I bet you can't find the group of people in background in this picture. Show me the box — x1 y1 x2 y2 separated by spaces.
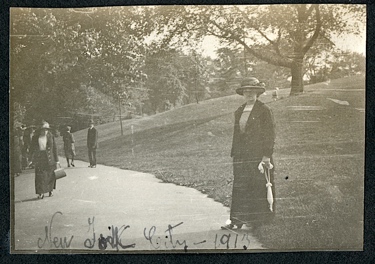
12 119 99 199
12 124 36 176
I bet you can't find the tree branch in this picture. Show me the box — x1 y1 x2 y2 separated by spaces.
233 35 292 68
305 4 315 18
233 6 283 58
209 19 234 39
275 29 282 56
208 17 292 68
302 5 322 54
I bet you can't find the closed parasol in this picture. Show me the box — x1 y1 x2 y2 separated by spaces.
258 161 274 212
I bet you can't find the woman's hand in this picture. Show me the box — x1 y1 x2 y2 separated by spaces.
262 156 273 169
258 156 273 173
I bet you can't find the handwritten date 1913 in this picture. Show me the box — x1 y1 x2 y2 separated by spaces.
143 222 251 251
214 233 251 250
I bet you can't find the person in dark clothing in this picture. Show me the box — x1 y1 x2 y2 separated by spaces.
23 125 36 169
19 125 28 170
222 77 276 230
63 126 76 167
87 120 98 168
12 127 23 176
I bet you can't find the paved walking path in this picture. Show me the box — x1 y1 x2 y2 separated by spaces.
13 158 263 253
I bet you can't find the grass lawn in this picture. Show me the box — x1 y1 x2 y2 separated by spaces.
59 75 365 250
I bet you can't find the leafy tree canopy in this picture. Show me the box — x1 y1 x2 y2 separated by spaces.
150 4 365 94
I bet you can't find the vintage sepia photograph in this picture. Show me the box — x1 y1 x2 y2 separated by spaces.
9 4 366 253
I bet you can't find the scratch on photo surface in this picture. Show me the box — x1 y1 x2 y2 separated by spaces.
75 199 96 203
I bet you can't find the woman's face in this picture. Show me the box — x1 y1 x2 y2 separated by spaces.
40 128 48 135
243 89 257 102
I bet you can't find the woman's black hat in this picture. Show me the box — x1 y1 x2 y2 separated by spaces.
236 77 266 96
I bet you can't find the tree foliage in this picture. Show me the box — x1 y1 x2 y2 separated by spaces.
10 7 149 127
143 48 210 113
150 4 365 95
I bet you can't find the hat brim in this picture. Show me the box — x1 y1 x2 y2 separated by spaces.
236 86 266 96
40 124 51 129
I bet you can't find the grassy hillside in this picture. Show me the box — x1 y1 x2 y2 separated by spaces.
58 75 365 250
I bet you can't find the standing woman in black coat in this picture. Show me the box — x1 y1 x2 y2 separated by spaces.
29 121 59 199
222 77 276 230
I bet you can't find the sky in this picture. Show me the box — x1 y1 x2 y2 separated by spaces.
200 30 366 59
332 32 366 55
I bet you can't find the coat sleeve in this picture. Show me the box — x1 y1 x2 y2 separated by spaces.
87 130 90 147
230 120 237 157
261 106 276 158
52 135 58 162
95 129 98 148
231 110 240 158
29 135 37 163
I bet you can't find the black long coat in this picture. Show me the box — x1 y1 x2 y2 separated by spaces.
231 100 275 160
87 127 98 149
30 131 58 166
29 131 58 194
229 100 276 226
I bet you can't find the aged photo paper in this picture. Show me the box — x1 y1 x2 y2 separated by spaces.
10 4 366 253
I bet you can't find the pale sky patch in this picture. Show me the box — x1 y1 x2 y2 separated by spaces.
201 30 366 59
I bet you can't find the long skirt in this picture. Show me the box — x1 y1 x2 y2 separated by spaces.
230 156 275 226
64 144 76 159
34 151 56 195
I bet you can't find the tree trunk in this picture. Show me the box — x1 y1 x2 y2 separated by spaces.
290 58 304 95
